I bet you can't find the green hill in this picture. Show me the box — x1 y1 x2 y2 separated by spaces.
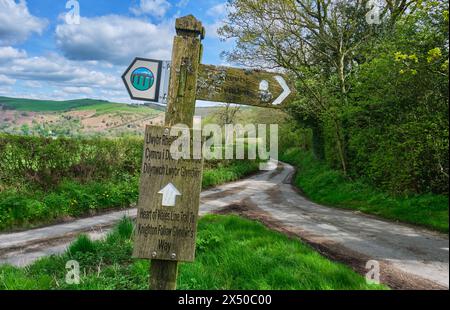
0 96 163 137
0 96 156 114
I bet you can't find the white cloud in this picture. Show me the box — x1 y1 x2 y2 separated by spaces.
0 0 48 45
130 0 171 17
205 20 224 39
0 74 15 85
55 15 173 65
0 46 27 63
24 80 42 88
0 5 178 103
204 3 230 39
0 42 142 102
207 3 227 17
0 47 142 102
176 0 189 8
62 86 93 95
0 53 122 90
0 85 12 95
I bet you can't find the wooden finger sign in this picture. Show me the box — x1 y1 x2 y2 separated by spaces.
133 125 203 262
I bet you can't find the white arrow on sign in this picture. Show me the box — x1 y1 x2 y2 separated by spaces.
158 183 181 207
272 75 292 105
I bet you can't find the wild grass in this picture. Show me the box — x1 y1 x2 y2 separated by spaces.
0 160 260 232
0 216 386 290
202 160 260 188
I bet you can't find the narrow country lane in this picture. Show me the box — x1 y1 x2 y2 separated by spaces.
0 162 448 289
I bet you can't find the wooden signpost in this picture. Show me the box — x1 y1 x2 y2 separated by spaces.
131 15 204 290
125 14 296 290
133 125 203 262
134 125 203 289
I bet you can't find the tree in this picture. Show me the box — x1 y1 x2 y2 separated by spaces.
220 0 448 194
214 103 241 126
220 0 419 173
344 0 449 193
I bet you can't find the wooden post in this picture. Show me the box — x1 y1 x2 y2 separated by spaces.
165 15 204 128
149 15 204 290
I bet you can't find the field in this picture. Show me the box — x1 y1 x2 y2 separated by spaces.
0 216 386 290
0 96 163 137
0 97 239 138
0 97 147 113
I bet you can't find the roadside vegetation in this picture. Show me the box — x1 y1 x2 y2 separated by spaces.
217 0 448 232
0 134 260 231
281 148 449 233
202 160 259 188
0 216 386 290
207 102 449 232
222 1 448 195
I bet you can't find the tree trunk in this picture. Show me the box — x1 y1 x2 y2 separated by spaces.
333 118 347 175
311 121 325 160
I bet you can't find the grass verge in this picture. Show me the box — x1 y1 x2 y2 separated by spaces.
0 160 260 232
280 148 449 233
0 215 386 290
202 160 260 188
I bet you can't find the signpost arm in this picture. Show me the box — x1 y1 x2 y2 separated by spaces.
149 15 204 291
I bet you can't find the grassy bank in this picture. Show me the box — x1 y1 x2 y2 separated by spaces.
202 160 260 188
0 160 260 232
0 215 386 290
280 148 449 233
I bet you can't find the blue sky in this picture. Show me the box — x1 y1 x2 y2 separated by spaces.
0 0 232 104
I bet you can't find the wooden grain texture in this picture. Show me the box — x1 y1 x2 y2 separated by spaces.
140 14 204 290
196 64 296 108
165 16 204 127
133 125 203 262
150 260 178 290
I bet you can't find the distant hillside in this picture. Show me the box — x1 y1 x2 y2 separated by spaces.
0 96 164 137
142 102 167 112
0 96 268 138
195 106 221 117
0 96 157 114
194 105 254 119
